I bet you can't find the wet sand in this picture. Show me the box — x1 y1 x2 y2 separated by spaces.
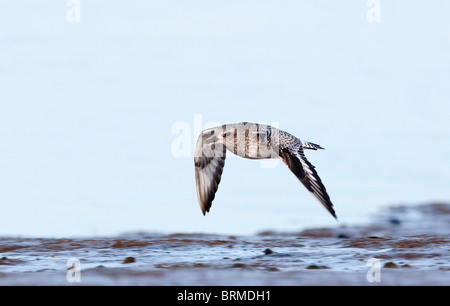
0 203 449 285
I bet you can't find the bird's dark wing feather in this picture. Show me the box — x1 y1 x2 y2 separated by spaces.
194 137 227 215
279 148 336 219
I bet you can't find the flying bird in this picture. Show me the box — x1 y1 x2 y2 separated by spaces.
194 122 336 219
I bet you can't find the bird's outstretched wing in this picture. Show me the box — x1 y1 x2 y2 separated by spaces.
279 148 336 219
194 134 227 215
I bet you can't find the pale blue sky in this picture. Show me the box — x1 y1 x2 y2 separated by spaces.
0 1 449 236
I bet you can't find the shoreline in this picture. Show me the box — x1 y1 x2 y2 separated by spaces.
0 203 449 286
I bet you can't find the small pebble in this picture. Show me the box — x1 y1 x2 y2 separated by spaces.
389 217 401 225
336 234 349 239
263 248 273 255
307 264 329 270
401 264 412 268
231 263 246 268
384 262 398 268
123 257 136 264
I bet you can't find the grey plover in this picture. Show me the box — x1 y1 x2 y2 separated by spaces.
194 122 336 219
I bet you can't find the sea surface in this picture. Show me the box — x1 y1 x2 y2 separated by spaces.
0 203 448 285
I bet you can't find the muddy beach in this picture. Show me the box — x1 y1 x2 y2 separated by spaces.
0 203 449 285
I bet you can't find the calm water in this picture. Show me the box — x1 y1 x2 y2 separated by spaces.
0 203 448 285
1 2 450 237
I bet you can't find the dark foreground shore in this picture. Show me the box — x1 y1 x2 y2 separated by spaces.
0 203 449 285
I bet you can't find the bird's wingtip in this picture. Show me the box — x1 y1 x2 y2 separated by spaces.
329 208 338 220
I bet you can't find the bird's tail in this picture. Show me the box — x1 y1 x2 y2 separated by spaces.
301 141 324 150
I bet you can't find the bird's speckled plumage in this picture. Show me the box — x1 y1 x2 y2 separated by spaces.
194 122 336 219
